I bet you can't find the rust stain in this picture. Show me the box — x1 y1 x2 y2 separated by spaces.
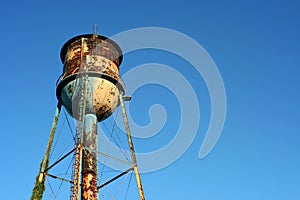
59 36 122 121
62 37 121 79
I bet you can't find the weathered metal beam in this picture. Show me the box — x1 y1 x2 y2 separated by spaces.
47 173 74 184
44 148 75 172
30 103 62 200
119 93 146 200
97 168 133 190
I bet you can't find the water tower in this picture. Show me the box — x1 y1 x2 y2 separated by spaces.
31 28 145 200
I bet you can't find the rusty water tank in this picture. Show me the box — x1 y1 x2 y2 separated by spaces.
56 34 124 122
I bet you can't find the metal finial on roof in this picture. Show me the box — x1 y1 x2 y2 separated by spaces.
93 24 98 36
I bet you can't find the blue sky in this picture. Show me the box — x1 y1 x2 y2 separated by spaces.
1 0 300 199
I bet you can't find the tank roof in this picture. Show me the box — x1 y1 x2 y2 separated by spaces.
60 34 123 64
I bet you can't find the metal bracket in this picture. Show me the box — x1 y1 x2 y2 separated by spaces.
123 96 132 101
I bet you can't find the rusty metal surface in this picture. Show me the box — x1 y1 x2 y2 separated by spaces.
62 37 121 79
70 143 83 200
81 114 98 200
82 174 98 200
60 34 123 64
59 77 120 122
57 35 123 122
82 114 98 171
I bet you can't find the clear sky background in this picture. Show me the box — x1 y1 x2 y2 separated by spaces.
1 0 300 199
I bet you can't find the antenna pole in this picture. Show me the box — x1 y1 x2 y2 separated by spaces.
119 93 145 200
93 24 98 37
